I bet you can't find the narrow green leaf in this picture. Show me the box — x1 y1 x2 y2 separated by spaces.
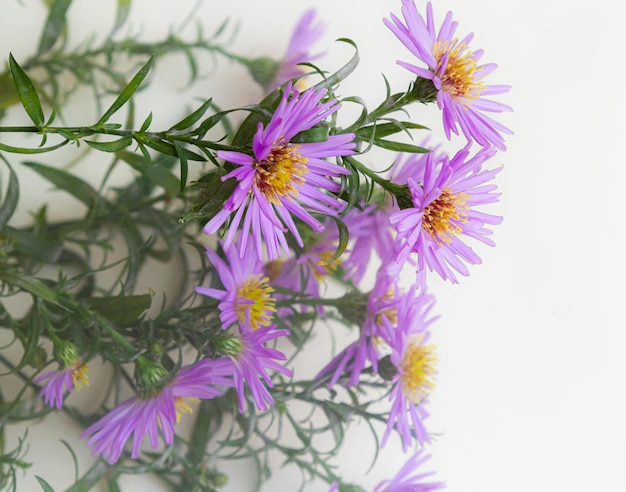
0 140 69 154
142 137 205 161
112 0 132 34
97 56 155 125
86 294 152 325
0 271 65 309
22 161 99 208
372 139 430 153
8 54 44 127
169 98 213 132
173 142 188 193
324 216 349 265
356 121 429 140
0 156 19 229
139 112 153 132
84 135 132 153
314 38 359 92
37 0 73 55
35 475 56 492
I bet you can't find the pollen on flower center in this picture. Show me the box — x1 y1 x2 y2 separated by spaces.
236 274 276 330
72 362 89 390
400 336 436 404
433 39 484 104
174 397 198 423
313 249 341 280
422 186 469 244
254 142 308 204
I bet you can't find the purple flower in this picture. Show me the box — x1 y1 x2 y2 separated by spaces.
35 360 89 410
389 144 502 290
196 241 276 331
204 82 355 261
380 287 438 450
271 9 327 91
81 358 233 464
385 0 512 150
329 449 444 491
317 265 403 388
374 450 445 491
228 325 292 413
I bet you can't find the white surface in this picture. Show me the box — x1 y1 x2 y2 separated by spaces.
1 0 624 491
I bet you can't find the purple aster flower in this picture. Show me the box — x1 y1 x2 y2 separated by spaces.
196 241 276 331
374 450 445 491
317 265 403 388
203 82 355 261
81 358 233 464
379 287 438 450
329 449 444 491
388 144 502 290
35 360 89 410
228 325 292 413
271 9 327 91
384 0 512 150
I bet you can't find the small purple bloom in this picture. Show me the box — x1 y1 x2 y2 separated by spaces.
196 241 276 331
271 9 327 90
329 449 444 491
204 82 355 261
229 325 292 413
389 144 502 290
385 0 512 149
81 358 233 464
374 450 445 491
380 287 438 451
35 361 88 410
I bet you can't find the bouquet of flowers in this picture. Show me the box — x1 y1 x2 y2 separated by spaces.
0 1 511 490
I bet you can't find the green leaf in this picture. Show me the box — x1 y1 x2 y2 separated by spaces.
97 55 155 125
0 72 20 110
139 112 153 132
371 139 430 153
37 0 73 55
0 156 19 229
324 216 349 265
173 141 188 193
22 161 99 208
0 270 65 309
0 140 69 155
143 165 180 197
8 54 44 127
35 475 56 492
86 294 152 325
84 135 133 153
112 0 132 34
314 38 359 92
356 121 429 141
169 98 213 132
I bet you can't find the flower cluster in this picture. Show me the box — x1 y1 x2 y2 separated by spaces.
0 0 510 489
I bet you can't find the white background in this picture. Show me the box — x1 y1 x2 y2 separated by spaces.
1 0 624 491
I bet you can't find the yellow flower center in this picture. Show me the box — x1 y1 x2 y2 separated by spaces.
422 187 469 245
174 397 198 423
71 362 89 390
235 274 276 330
433 39 484 105
254 142 308 204
400 336 437 404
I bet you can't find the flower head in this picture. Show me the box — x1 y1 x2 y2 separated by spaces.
204 82 355 261
271 9 327 91
385 0 512 149
379 287 438 450
34 359 89 410
196 242 276 331
374 449 445 491
389 144 502 290
227 325 292 413
81 358 232 464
